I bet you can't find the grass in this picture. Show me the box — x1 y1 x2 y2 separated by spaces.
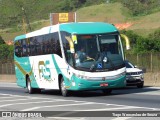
77 3 127 23
77 3 160 36
0 20 50 42
128 11 160 36
0 2 160 41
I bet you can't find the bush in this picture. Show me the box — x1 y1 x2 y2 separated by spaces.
121 28 160 53
0 44 13 62
121 0 160 16
0 36 5 44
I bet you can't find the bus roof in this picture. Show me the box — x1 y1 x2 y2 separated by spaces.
59 22 118 34
14 22 118 41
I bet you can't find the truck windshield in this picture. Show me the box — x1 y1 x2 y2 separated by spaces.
73 34 125 71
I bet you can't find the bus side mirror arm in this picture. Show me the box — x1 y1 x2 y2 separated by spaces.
120 34 130 50
65 36 75 53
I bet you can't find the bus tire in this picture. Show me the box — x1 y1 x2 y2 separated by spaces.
60 77 69 97
26 77 34 94
102 89 112 95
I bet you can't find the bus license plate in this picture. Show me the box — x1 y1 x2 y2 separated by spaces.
100 83 108 87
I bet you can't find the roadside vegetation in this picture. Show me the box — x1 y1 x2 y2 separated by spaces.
0 0 160 61
0 36 13 62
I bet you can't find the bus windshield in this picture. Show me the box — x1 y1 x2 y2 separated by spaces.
73 34 124 71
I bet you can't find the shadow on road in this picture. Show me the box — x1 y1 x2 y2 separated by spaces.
40 86 160 97
0 83 159 97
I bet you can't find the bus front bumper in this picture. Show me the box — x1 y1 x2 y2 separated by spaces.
66 75 126 91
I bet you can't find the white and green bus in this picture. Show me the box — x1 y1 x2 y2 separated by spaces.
14 22 126 96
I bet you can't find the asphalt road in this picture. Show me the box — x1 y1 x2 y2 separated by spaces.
0 82 160 120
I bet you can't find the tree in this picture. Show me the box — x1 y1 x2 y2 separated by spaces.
148 28 160 41
8 45 14 60
148 28 160 51
0 35 5 44
0 44 10 61
135 28 160 53
120 30 140 53
121 0 160 16
121 0 145 16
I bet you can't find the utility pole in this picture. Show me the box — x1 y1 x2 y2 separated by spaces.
21 6 32 32
14 0 32 32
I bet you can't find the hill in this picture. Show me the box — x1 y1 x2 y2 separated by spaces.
0 2 160 41
77 3 160 36
77 3 127 23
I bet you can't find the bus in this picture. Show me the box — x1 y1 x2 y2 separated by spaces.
14 22 126 96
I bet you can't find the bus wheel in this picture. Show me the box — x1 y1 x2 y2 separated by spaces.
60 77 69 97
102 89 112 95
26 77 34 94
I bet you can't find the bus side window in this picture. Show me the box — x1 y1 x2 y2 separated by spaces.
50 32 62 57
36 36 43 55
45 34 52 54
22 39 27 57
42 41 46 54
60 31 73 66
50 38 54 54
15 41 22 57
29 38 35 56
26 38 30 56
55 39 62 57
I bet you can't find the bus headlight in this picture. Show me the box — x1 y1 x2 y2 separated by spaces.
73 73 89 79
73 71 126 81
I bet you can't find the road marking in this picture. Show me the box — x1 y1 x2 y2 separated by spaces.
0 100 55 108
112 117 132 120
0 93 14 96
134 91 160 95
73 102 160 111
0 96 26 99
48 117 85 120
146 87 160 89
0 94 160 110
0 97 66 103
0 93 88 103
77 106 143 111
0 93 29 97
131 87 160 95
0 97 87 105
0 82 17 88
0 98 31 102
0 100 84 108
1 93 160 112
21 102 95 111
